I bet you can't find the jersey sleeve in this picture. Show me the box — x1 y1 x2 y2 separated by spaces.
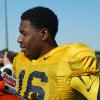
70 75 99 100
67 43 98 77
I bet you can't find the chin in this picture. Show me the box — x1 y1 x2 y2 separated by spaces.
24 52 32 60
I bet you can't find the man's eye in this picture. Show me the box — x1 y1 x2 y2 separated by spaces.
23 33 27 36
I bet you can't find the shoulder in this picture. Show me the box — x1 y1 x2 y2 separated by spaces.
13 52 27 63
13 52 27 70
13 52 31 66
52 42 96 62
15 52 25 59
61 42 96 57
13 52 31 74
65 42 94 52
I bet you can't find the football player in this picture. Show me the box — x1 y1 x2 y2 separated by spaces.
13 6 99 100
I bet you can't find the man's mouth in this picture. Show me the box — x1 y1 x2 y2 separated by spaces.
21 47 26 52
20 45 26 52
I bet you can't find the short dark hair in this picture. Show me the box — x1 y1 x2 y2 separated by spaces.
21 6 58 39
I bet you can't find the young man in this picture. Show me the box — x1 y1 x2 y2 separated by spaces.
13 6 99 100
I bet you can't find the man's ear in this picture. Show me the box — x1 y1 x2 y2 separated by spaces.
40 28 49 41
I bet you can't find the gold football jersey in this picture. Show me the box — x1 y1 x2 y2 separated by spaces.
13 43 99 100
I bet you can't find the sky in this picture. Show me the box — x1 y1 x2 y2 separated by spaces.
0 0 100 52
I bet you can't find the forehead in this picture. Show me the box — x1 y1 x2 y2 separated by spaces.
19 20 40 33
19 20 32 29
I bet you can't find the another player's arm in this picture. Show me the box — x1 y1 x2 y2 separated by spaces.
70 75 99 100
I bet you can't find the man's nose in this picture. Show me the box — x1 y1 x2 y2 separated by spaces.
17 35 23 43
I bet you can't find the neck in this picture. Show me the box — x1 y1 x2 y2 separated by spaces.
28 39 58 60
39 42 58 58
29 41 58 60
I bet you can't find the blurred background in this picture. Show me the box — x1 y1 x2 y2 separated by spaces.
0 0 100 52
0 0 100 72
